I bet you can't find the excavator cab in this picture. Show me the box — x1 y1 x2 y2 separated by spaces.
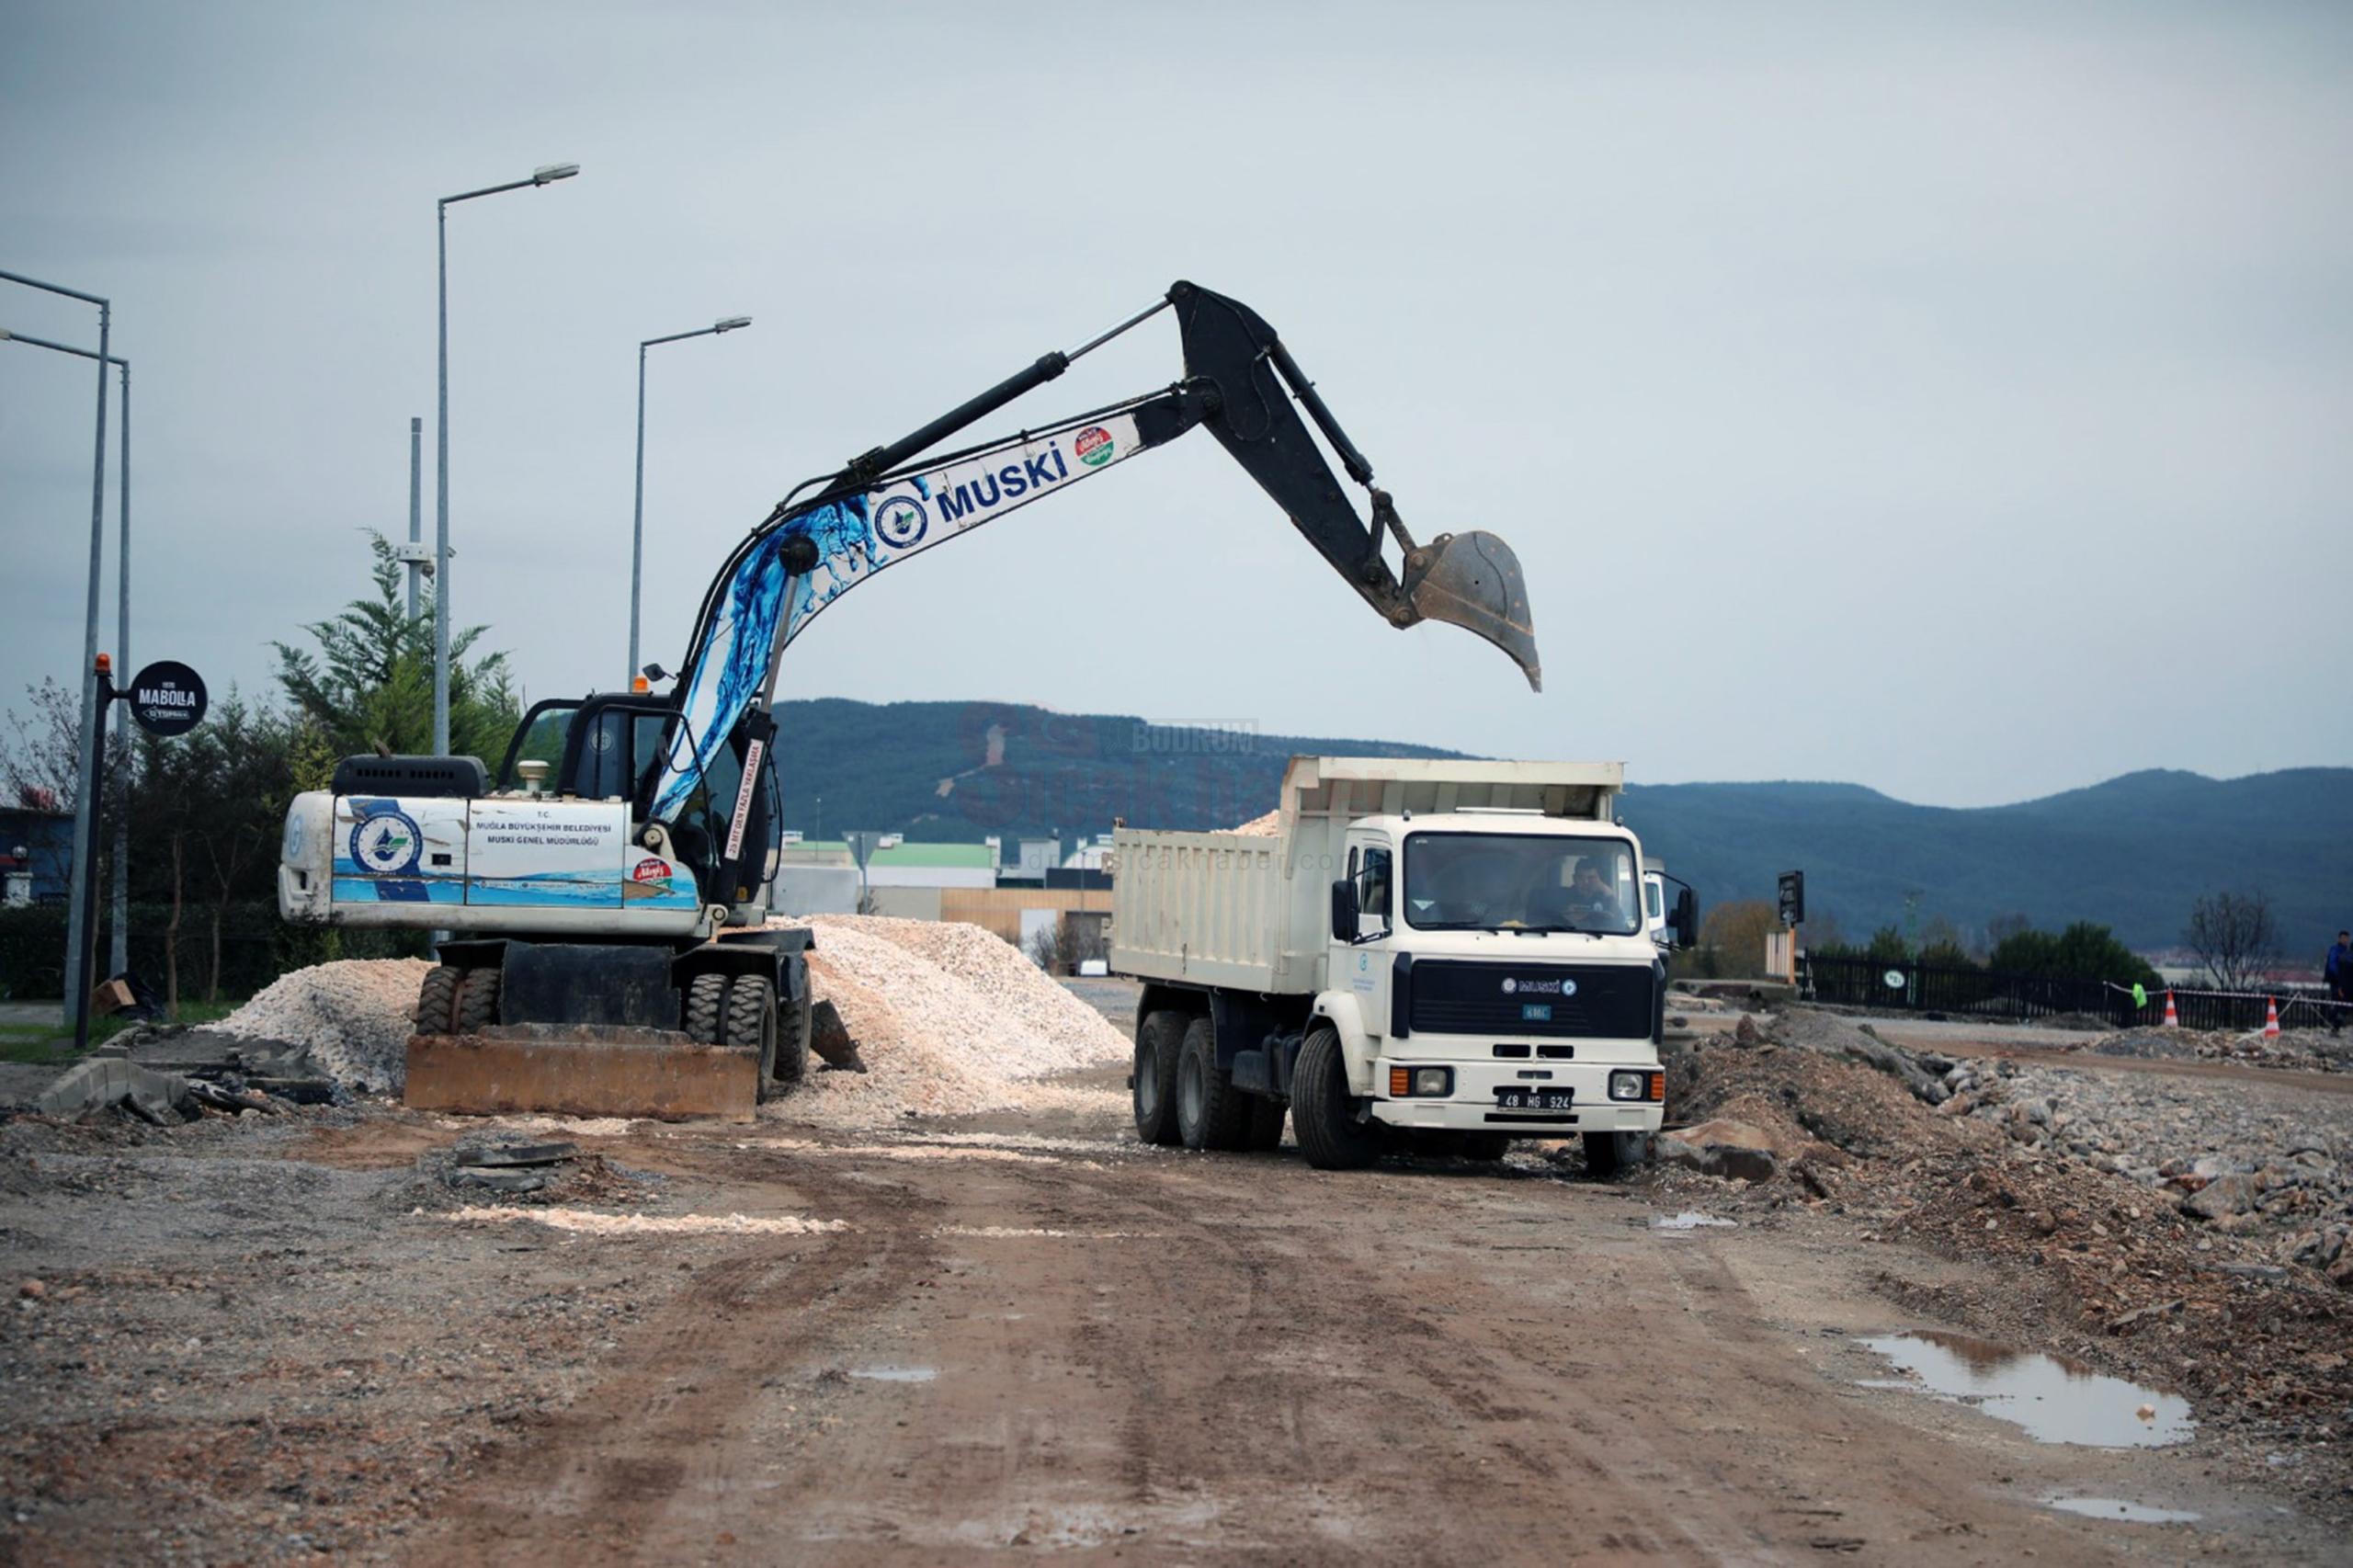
494 693 780 913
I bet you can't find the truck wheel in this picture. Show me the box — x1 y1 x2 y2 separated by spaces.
773 983 813 1084
1176 1017 1249 1152
1292 1027 1380 1171
1245 1097 1287 1152
726 975 780 1093
415 966 462 1035
684 973 728 1043
453 968 501 1033
1131 1009 1186 1146
1583 1130 1647 1179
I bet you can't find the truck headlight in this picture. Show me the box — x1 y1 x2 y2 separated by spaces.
1387 1066 1454 1097
1608 1071 1652 1101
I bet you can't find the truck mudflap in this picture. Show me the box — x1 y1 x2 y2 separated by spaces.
404 1024 758 1123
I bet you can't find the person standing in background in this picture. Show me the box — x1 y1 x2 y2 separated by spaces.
2327 930 2351 1034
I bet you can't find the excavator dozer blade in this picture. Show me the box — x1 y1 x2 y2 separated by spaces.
1402 530 1543 692
405 1025 759 1124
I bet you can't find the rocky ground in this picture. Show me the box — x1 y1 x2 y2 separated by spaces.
1637 1006 2353 1521
3 982 2350 1562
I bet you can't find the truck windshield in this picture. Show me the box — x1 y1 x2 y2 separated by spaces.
1403 833 1641 936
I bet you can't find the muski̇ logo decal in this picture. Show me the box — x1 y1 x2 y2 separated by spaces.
352 809 423 875
875 494 927 549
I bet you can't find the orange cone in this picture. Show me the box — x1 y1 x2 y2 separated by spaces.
2264 997 2280 1039
2162 990 2178 1028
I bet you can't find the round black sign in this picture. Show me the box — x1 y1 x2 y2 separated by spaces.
127 660 208 738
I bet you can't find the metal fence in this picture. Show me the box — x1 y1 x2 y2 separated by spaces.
1800 954 2349 1031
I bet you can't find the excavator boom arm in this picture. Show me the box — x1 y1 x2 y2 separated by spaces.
652 282 1540 823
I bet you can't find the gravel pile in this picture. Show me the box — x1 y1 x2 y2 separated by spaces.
1231 809 1281 836
214 958 431 1094
783 915 1129 1129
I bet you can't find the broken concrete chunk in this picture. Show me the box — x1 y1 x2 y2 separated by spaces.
2178 1173 2260 1221
34 1058 190 1121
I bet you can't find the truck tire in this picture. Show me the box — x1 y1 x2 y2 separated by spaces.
1245 1097 1287 1152
1583 1130 1647 1179
726 974 780 1093
773 983 813 1085
684 972 728 1044
415 966 462 1035
1176 1016 1249 1152
1131 1009 1186 1146
453 968 501 1033
1292 1027 1380 1171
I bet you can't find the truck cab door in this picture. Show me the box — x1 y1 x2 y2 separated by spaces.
1331 834 1397 1042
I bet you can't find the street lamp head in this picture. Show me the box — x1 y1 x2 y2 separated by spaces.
714 316 753 333
531 163 581 185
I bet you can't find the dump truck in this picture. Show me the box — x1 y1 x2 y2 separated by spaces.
278 282 1543 1122
1111 757 1696 1171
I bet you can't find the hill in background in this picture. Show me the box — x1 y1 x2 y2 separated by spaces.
774 699 2349 953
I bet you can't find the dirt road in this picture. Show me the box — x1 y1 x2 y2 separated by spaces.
6 1062 2344 1562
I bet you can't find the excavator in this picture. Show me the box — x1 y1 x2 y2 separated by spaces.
277 280 1543 1121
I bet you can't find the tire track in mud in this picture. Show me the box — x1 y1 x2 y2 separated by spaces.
403 1144 944 1564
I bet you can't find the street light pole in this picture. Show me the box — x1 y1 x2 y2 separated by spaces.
406 415 423 620
433 162 578 756
631 315 752 682
0 269 110 1029
2 327 135 980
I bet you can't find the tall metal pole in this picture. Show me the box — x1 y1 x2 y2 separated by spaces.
407 416 423 620
108 360 130 978
629 316 752 683
630 343 647 682
431 163 579 753
68 301 108 1030
0 308 127 1010
433 199 451 755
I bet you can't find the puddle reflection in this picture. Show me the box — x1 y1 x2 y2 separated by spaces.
1859 1331 2192 1448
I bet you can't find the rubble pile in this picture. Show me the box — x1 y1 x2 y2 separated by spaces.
1231 809 1282 836
1641 1006 2353 1503
2079 1025 2349 1075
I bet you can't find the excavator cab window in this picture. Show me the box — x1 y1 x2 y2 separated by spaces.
497 697 676 803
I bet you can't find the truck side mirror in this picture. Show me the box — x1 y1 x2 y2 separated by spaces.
1671 888 1699 949
1330 879 1359 943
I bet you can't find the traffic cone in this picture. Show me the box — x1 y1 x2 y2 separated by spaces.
2162 990 2178 1028
2264 997 2280 1039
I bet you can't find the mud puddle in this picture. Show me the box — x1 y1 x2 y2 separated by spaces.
2040 1495 2201 1524
1859 1330 2193 1447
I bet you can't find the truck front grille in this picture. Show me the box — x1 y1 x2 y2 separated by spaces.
1406 960 1653 1040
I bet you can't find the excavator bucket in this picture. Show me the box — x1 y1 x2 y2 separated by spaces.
1401 530 1543 692
405 1026 760 1124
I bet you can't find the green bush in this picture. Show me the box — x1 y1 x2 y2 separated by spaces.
1987 921 2157 989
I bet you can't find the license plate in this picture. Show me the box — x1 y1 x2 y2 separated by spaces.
1495 1088 1574 1111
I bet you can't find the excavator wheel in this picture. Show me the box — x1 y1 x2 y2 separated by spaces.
773 983 813 1085
415 967 463 1035
725 975 780 1097
454 967 502 1033
683 973 729 1044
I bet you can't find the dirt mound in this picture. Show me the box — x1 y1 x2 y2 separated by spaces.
1231 809 1281 836
214 958 430 1093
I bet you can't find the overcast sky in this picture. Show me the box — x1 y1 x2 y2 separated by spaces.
3 1 2347 809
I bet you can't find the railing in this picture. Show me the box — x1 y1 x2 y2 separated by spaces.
1799 954 2349 1031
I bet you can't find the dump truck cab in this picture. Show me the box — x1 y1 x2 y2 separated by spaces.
1322 809 1669 1145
